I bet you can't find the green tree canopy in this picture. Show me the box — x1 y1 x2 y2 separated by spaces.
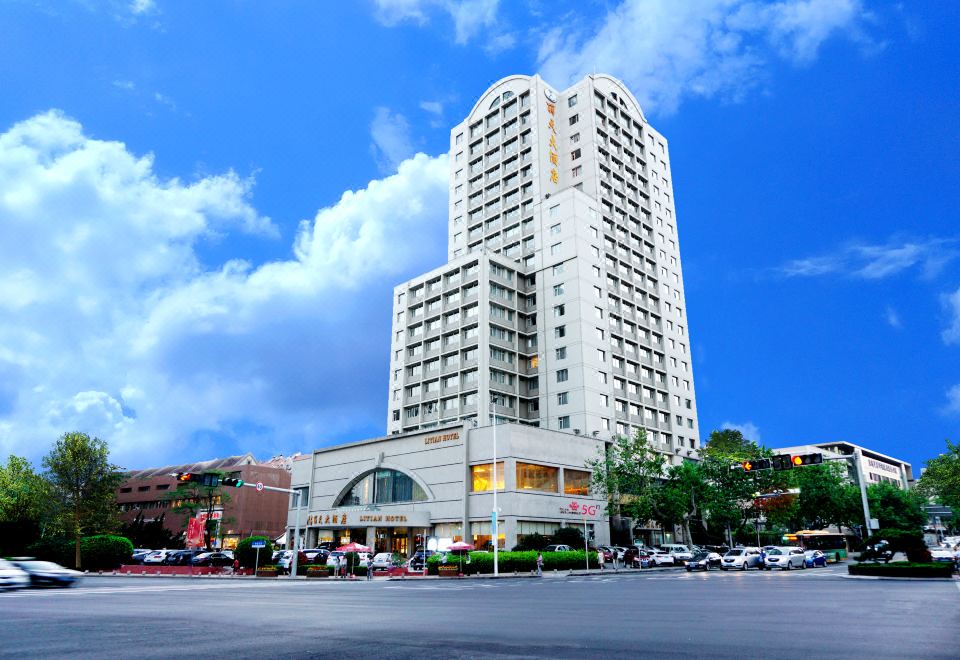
587 428 666 524
42 432 124 569
792 462 863 531
917 439 960 511
867 482 926 531
0 455 51 555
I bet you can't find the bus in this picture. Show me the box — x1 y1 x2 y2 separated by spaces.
782 530 851 560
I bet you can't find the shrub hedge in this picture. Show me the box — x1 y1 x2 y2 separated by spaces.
25 535 133 569
848 562 954 578
426 550 600 575
235 536 274 568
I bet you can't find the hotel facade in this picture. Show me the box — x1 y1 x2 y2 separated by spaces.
287 74 699 552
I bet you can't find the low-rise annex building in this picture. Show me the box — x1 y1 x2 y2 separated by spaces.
286 422 611 553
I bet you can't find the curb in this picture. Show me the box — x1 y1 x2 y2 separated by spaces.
840 574 958 582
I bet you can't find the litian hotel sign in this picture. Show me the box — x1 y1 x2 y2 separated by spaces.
424 431 459 446
306 510 431 528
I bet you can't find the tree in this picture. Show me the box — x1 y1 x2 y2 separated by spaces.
587 428 666 525
917 439 960 512
655 460 711 545
166 473 231 550
42 432 123 569
118 512 182 550
0 455 50 555
867 482 926 531
792 462 863 531
551 526 585 548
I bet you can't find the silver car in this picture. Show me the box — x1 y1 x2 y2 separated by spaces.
764 546 806 570
0 559 30 590
720 546 763 570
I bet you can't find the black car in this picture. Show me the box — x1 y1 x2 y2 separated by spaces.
11 560 82 587
685 551 721 571
164 550 204 566
408 550 436 571
191 552 233 567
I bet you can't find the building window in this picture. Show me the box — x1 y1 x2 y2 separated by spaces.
553 304 565 317
557 369 568 382
553 284 564 296
550 223 561 235
471 462 505 491
571 148 581 160
558 416 571 429
335 469 427 506
557 391 568 405
471 521 505 550
552 263 565 275
550 242 561 255
555 346 567 359
555 325 566 338
568 94 578 108
569 114 579 126
564 469 591 496
517 462 559 492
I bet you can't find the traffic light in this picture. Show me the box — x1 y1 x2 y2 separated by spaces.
221 477 245 487
200 473 221 488
176 472 201 483
734 458 771 472
772 455 793 471
791 453 823 467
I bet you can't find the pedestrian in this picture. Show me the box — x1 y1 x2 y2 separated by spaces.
598 548 605 571
366 555 373 581
536 552 543 577
232 558 239 575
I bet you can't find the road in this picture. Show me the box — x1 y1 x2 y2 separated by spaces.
1 565 957 658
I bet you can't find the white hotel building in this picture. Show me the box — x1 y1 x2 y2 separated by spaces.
287 75 699 552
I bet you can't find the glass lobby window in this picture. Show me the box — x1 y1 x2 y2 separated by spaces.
564 469 591 496
471 462 505 491
516 462 559 492
335 469 427 507
471 521 505 550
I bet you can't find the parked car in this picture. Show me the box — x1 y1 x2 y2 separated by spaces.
143 550 174 565
164 549 204 566
0 559 30 590
804 550 828 568
191 552 234 567
659 544 694 562
302 549 328 564
11 560 82 587
129 550 152 564
407 550 436 571
685 551 722 571
543 544 574 552
764 546 806 570
719 546 762 570
624 546 653 568
648 550 676 566
371 552 395 570
929 546 955 563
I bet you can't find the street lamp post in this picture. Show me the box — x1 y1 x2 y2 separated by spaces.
491 400 499 577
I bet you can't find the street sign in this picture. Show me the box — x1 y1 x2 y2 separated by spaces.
209 511 222 520
256 482 264 492
251 540 266 548
491 510 497 536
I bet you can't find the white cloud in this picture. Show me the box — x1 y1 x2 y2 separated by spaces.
0 110 449 468
721 421 761 443
537 0 873 115
942 287 960 345
370 107 415 173
943 385 960 416
419 100 444 116
373 0 500 44
884 305 901 329
781 237 958 280
130 0 155 15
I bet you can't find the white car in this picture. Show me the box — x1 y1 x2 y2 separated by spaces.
649 550 676 566
143 550 174 565
720 546 763 570
929 547 955 563
764 546 806 570
659 544 694 562
0 559 30 590
371 553 395 570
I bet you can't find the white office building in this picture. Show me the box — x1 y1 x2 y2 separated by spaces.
387 74 700 464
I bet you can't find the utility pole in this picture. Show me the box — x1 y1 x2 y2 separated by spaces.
490 399 499 577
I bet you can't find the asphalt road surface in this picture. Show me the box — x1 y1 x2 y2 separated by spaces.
2 565 957 659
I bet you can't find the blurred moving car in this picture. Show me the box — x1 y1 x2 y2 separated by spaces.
764 546 806 570
0 559 30 590
407 550 436 571
720 547 763 571
11 560 82 587
804 550 827 568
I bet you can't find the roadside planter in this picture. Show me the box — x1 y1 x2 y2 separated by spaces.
438 566 460 577
256 568 279 578
306 567 330 578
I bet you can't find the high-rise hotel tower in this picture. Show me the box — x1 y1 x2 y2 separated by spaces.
387 74 700 464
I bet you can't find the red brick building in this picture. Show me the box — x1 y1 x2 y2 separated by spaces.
117 454 292 549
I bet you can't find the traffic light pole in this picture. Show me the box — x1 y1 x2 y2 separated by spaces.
236 481 302 578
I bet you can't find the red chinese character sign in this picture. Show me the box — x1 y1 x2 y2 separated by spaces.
186 517 204 548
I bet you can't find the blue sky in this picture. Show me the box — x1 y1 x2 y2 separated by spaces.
0 0 957 472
